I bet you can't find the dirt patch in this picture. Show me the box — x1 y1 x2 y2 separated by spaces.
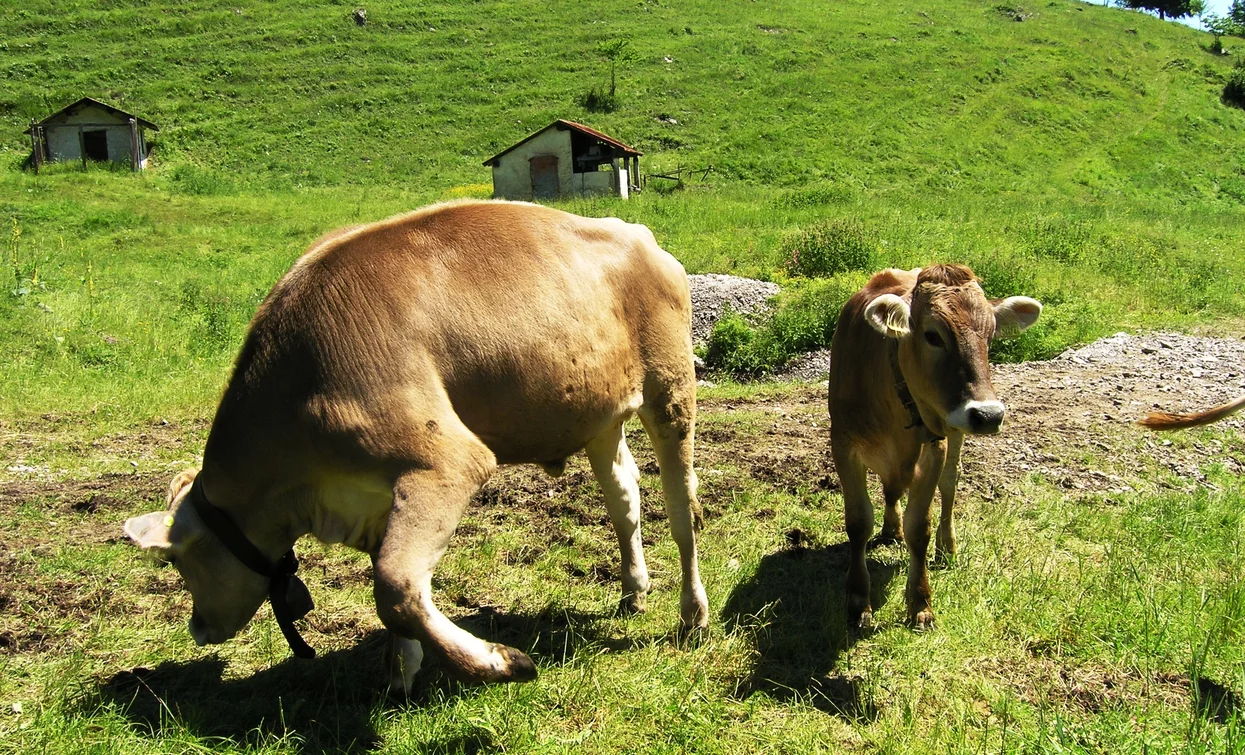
4 332 1245 665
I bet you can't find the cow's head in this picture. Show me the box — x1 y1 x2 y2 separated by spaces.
864 263 1041 436
123 470 270 646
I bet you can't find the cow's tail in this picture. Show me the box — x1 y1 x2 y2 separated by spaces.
1138 393 1245 431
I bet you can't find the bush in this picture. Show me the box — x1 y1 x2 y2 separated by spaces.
703 278 859 376
704 307 760 373
782 219 875 278
1224 59 1245 109
580 86 618 113
965 251 1038 299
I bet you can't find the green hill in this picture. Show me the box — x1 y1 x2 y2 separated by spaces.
4 0 1241 196
2 0 1244 417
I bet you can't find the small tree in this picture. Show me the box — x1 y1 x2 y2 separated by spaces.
596 39 636 99
1118 0 1205 21
1204 2 1245 54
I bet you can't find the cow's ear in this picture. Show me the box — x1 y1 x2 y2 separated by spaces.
992 296 1042 339
124 511 178 557
864 294 911 339
167 468 198 506
124 505 203 559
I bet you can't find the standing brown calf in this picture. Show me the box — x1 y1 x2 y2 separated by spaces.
828 264 1041 629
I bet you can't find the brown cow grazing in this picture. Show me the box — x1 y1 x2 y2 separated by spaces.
1139 395 1245 430
123 200 708 692
829 264 1041 629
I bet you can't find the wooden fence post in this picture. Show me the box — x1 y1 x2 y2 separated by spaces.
129 118 139 171
29 121 41 174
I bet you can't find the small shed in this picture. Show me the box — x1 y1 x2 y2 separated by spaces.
483 120 642 201
26 97 158 172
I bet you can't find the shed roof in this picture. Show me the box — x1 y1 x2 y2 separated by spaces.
483 119 641 166
30 97 159 131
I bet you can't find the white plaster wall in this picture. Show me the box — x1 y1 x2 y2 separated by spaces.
43 105 135 164
47 126 83 162
492 128 573 200
573 170 614 196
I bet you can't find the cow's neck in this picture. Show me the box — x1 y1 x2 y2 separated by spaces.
195 465 306 559
887 339 945 444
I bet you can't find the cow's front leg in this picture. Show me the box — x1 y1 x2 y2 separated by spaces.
904 440 946 630
586 421 651 614
934 432 964 565
373 452 538 687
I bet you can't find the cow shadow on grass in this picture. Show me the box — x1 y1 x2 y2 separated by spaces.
721 535 901 720
88 604 640 754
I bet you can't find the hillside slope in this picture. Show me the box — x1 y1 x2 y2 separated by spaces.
3 0 1241 201
2 0 1245 419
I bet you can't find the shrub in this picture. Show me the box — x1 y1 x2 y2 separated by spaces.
782 219 875 278
580 86 618 113
703 278 859 376
704 307 759 372
965 251 1038 299
1224 59 1245 109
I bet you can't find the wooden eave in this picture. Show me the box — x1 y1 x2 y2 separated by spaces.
483 119 641 166
28 97 159 132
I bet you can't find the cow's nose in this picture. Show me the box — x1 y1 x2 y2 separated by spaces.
967 402 1005 434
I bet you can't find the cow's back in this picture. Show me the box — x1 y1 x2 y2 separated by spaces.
207 200 692 472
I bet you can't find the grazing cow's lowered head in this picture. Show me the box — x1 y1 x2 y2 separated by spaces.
125 469 273 647
862 264 1042 438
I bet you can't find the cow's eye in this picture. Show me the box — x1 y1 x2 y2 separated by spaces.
924 330 945 349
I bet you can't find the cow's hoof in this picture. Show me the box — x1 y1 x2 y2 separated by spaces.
495 644 539 682
618 591 648 615
854 609 875 632
677 623 709 649
910 610 936 631
932 549 956 569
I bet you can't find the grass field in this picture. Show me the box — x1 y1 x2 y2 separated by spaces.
3 0 1245 752
4 385 1245 753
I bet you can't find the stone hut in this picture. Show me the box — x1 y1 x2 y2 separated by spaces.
27 97 158 171
483 120 641 201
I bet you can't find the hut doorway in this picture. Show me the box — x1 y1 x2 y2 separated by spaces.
83 130 109 161
530 155 559 199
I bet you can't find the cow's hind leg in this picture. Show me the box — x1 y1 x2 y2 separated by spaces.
870 481 907 548
638 394 708 633
834 440 874 629
586 420 651 614
372 424 537 687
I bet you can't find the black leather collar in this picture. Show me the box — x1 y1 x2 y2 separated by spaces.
888 339 945 444
189 481 316 659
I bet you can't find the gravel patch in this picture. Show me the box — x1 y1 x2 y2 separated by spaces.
688 274 779 346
